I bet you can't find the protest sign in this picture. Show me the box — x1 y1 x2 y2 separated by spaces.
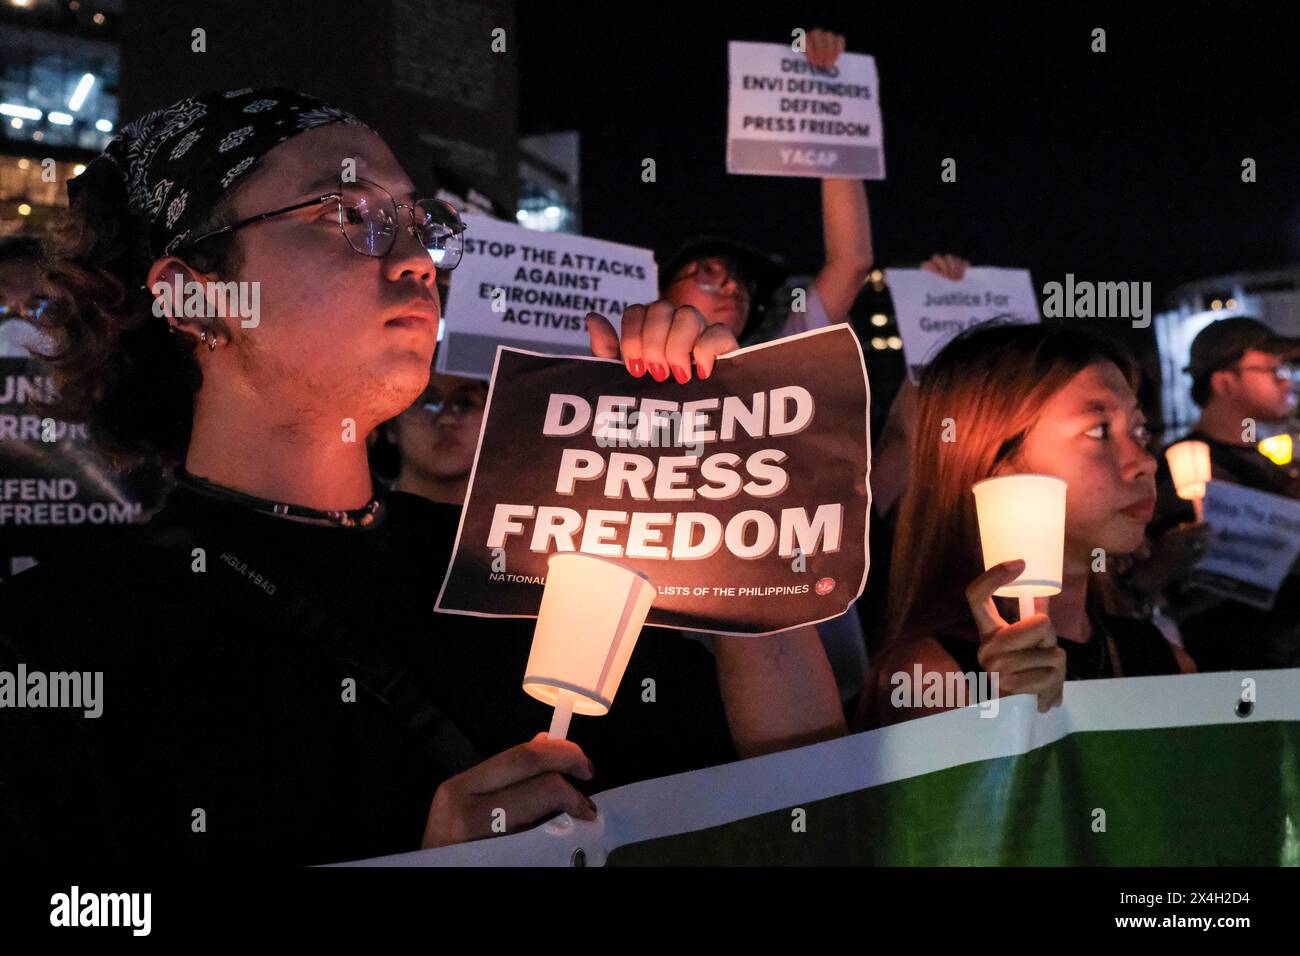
437 214 659 380
0 343 166 583
886 267 1040 380
435 325 871 635
1190 479 1300 610
726 40 885 179
341 668 1300 867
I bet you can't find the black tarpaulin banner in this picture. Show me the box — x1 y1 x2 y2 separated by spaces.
435 325 871 635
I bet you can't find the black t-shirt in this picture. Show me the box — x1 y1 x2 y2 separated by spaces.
0 483 736 865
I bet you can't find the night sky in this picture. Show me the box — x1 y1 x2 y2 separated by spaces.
518 1 1300 304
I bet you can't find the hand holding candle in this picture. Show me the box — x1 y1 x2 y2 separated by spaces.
523 553 657 741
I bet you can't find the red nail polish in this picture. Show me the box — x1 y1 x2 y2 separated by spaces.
698 364 711 381
648 363 667 382
628 357 645 377
671 364 689 384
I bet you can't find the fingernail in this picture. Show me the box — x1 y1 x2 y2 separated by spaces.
671 364 689 384
628 357 645 377
698 364 711 380
585 797 598 817
648 363 667 382
587 758 596 776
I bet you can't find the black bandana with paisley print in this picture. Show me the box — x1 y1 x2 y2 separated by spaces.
68 88 365 259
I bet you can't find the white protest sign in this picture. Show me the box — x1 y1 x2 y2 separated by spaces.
887 267 1040 379
1190 479 1300 610
726 41 884 179
438 214 658 380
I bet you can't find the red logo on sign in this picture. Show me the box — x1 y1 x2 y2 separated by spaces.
815 577 835 596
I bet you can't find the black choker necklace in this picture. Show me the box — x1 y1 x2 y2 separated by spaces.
174 467 383 528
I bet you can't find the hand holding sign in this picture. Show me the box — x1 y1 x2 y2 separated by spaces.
804 29 847 69
727 40 885 179
437 325 870 635
888 266 1039 380
586 301 740 382
920 253 971 282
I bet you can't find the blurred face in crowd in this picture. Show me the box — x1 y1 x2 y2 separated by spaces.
0 260 49 358
1212 348 1297 421
166 123 442 432
664 255 753 337
393 371 488 482
1005 361 1157 568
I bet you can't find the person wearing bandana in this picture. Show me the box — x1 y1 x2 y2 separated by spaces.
0 89 846 864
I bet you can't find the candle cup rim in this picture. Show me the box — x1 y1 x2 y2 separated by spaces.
545 550 656 588
991 581 1062 597
971 473 1068 493
522 677 611 715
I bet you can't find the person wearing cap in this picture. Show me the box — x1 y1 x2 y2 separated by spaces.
1170 317 1300 497
1149 316 1300 671
0 88 844 865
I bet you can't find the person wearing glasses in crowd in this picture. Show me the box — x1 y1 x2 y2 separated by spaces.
383 371 489 505
1149 317 1300 671
0 89 844 866
860 322 1194 729
0 236 49 358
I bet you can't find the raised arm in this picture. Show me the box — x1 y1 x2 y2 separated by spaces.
812 177 875 324
803 30 875 326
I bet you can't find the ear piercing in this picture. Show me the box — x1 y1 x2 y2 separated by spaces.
164 321 219 351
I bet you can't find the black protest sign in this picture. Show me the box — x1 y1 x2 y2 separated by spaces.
435 325 871 635
0 351 166 582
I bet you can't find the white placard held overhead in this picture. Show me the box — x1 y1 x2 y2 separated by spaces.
1191 480 1300 610
887 267 1040 379
726 41 885 179
437 214 659 380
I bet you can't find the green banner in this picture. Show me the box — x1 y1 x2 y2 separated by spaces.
609 722 1300 866
345 670 1300 867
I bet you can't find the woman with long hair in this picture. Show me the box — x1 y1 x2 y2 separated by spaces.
861 321 1195 729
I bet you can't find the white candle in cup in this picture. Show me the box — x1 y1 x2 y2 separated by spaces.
523 553 656 741
972 474 1067 621
1165 439 1212 521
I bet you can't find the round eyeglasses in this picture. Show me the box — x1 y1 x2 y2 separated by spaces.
180 178 467 269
